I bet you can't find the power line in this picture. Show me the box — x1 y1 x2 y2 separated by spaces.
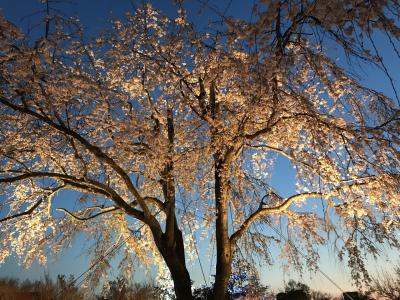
264 220 354 300
186 217 208 286
54 210 161 298
54 192 353 300
208 234 215 285
227 194 353 299
55 194 209 297
176 187 208 286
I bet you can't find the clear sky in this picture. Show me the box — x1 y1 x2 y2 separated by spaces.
0 0 399 296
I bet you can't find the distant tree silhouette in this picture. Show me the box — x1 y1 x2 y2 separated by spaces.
276 290 308 300
310 290 332 300
342 291 371 300
275 280 310 300
193 285 213 300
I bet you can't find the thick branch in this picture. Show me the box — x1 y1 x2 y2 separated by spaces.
163 107 177 245
230 192 325 243
0 171 145 222
0 198 43 223
244 116 285 140
143 196 165 210
56 206 118 221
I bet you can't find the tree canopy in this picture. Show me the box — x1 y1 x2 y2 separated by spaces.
0 1 400 299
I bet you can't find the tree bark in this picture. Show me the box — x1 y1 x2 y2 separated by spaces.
211 157 232 300
155 225 194 300
167 230 193 300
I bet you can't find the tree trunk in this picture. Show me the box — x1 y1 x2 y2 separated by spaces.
153 224 194 300
158 108 194 299
168 227 193 300
165 254 193 300
211 157 233 300
212 239 232 300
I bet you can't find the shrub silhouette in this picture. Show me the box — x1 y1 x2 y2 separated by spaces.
0 274 83 300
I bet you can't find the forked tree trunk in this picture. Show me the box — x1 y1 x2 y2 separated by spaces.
158 109 194 299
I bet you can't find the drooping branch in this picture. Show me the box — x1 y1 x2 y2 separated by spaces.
230 171 396 243
0 96 152 218
247 143 316 173
45 185 162 223
143 196 165 210
0 171 146 222
246 144 380 185
0 184 65 223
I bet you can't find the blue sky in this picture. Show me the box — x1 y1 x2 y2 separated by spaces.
1 0 399 296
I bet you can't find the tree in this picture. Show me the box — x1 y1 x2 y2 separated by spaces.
276 280 310 300
284 280 311 295
279 280 334 300
342 291 371 300
369 262 400 299
1 1 400 299
98 276 132 300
